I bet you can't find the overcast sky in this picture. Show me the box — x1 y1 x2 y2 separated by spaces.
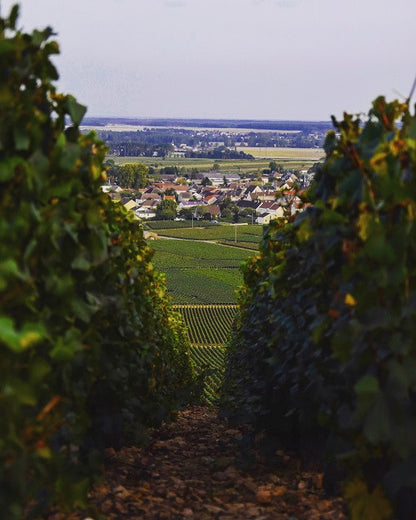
2 0 415 121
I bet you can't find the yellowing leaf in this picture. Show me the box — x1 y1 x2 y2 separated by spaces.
345 293 357 306
357 212 376 242
19 331 42 349
35 441 52 459
344 477 393 520
370 152 388 174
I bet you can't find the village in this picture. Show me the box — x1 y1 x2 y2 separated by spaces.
102 166 315 225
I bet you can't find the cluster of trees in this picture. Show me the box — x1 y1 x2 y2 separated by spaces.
156 198 178 220
0 8 197 517
107 141 174 158
94 121 331 155
221 97 416 519
105 160 149 189
186 146 254 160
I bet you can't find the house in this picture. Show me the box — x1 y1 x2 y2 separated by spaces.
256 212 279 225
123 200 140 212
178 200 206 210
204 195 218 205
256 201 281 215
244 184 263 201
204 173 241 186
255 201 284 223
202 204 221 220
135 207 156 220
143 231 159 240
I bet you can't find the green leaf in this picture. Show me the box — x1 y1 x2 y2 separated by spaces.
8 4 19 29
0 40 14 55
58 143 81 171
0 316 20 351
71 254 91 271
66 95 86 126
30 359 51 383
50 338 77 362
344 478 393 520
407 117 416 140
364 396 391 443
0 157 23 182
9 380 37 406
13 126 30 151
354 374 379 395
0 259 20 289
363 234 396 264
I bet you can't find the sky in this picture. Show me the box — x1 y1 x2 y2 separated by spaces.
1 0 415 121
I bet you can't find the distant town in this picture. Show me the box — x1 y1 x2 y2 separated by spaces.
86 117 330 226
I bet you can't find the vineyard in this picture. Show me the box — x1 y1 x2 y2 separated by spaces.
144 220 217 230
155 223 262 250
151 239 253 304
175 305 236 404
151 234 250 401
175 305 237 345
190 345 226 404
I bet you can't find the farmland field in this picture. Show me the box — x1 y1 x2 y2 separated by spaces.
155 223 262 250
236 146 324 160
110 155 261 171
109 155 321 173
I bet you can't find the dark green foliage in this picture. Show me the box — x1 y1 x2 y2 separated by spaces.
0 6 195 517
155 197 178 220
221 97 416 518
117 162 149 189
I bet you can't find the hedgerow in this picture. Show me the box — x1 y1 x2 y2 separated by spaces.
0 6 195 518
221 96 416 519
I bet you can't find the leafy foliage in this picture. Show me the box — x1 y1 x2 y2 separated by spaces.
117 162 149 189
155 197 178 220
221 96 416 518
0 6 195 517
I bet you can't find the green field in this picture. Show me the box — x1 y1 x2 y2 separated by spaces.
110 154 322 173
144 220 214 230
236 146 324 160
109 155 270 174
154 223 262 250
151 239 252 304
111 155 261 171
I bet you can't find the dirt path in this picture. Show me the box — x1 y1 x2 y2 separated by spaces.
52 406 347 519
